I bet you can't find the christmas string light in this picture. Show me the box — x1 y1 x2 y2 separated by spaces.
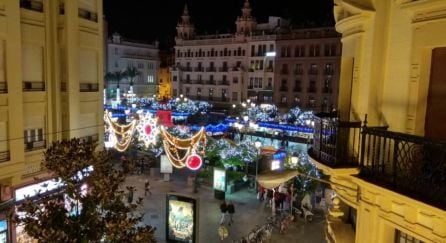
103 110 137 152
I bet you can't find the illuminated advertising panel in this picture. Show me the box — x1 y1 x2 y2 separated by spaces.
166 194 198 243
213 168 226 192
161 155 173 174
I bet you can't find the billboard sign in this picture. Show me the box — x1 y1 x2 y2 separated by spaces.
166 194 198 243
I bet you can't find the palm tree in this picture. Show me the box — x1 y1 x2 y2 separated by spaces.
104 71 127 103
124 66 141 95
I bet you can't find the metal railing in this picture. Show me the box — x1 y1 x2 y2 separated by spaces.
311 113 446 209
310 113 362 167
0 82 7 93
79 83 99 92
78 8 98 22
25 140 46 152
23 81 45 91
0 151 10 163
307 87 317 93
20 0 43 12
293 86 302 92
279 86 288 92
359 127 446 210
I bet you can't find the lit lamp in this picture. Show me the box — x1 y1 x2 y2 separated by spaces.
232 104 236 108
291 155 298 167
254 139 262 191
243 115 249 122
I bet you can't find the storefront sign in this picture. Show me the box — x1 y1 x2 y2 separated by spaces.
166 194 198 243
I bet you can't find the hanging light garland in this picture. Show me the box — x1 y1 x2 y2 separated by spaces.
160 126 207 170
104 110 137 152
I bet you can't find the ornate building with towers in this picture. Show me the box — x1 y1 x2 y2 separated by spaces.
171 0 342 112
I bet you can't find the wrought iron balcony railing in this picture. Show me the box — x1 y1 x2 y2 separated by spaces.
78 8 98 22
20 0 43 12
23 81 45 92
359 126 446 210
310 113 446 210
310 113 362 168
25 140 46 152
79 83 99 92
0 82 7 93
0 151 10 163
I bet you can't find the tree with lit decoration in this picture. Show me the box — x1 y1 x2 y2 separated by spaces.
15 138 156 243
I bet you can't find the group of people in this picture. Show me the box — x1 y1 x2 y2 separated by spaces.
126 178 152 204
258 185 292 213
219 200 236 226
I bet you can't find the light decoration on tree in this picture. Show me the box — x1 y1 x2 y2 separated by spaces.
135 112 160 147
160 126 207 170
103 110 137 152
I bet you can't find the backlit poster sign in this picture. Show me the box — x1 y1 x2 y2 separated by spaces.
166 194 198 243
213 168 226 191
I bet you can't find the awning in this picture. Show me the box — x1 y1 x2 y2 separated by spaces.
256 170 299 189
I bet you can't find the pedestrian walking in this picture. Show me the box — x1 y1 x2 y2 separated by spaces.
144 179 152 196
258 186 265 201
220 200 228 225
127 186 134 204
227 201 235 226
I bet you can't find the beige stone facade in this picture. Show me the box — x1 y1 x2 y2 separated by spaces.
172 1 341 111
0 0 104 241
106 33 160 98
312 1 446 243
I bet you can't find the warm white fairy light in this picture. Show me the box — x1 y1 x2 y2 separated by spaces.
103 110 137 152
136 112 160 148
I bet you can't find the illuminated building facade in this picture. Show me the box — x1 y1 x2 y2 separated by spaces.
106 33 160 98
310 0 446 242
172 1 341 111
0 0 104 242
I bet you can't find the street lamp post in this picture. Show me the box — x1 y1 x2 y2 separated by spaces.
290 154 298 213
254 139 262 191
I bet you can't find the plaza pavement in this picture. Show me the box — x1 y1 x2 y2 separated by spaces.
123 169 326 243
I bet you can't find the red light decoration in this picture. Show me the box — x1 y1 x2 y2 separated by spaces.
186 154 202 170
144 124 152 135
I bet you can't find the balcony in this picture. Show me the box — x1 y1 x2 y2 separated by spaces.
280 69 289 75
219 67 228 72
184 80 192 84
265 67 274 72
322 87 333 94
293 86 302 92
206 80 216 85
23 81 45 92
194 67 204 72
183 67 192 72
247 85 254 90
20 0 43 12
206 67 216 72
308 69 318 75
0 151 10 163
279 86 288 92
80 83 99 92
79 134 99 143
25 140 46 152
219 81 230 86
78 8 98 22
324 69 334 76
0 82 7 93
310 113 446 210
294 70 303 75
307 87 317 93
264 85 273 91
195 80 204 84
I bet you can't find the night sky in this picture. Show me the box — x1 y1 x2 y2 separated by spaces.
104 0 335 50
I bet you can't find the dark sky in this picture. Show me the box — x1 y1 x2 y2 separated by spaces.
104 0 334 50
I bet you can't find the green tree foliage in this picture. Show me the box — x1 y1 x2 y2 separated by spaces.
15 138 156 243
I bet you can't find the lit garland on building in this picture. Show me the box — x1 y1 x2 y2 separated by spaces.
160 126 207 169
